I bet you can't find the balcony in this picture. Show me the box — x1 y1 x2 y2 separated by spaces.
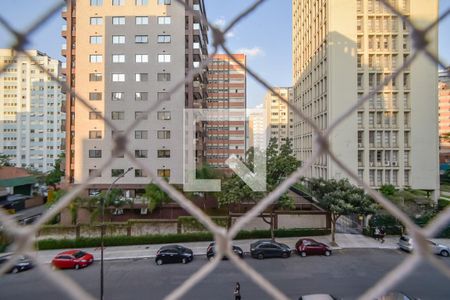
62 6 68 19
61 43 67 57
61 25 67 38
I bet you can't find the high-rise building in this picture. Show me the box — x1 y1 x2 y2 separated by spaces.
62 0 209 194
439 68 450 159
264 87 294 146
249 106 266 151
292 0 439 198
206 54 246 169
0 49 66 172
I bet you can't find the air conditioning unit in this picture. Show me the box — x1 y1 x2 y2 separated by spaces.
369 162 375 167
384 161 391 166
358 143 363 148
140 208 148 215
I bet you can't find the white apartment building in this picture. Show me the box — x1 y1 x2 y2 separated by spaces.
249 107 266 151
0 49 66 172
264 87 294 146
292 0 439 198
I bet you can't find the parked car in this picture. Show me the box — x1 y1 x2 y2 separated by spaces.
206 242 244 261
398 235 449 257
250 240 291 259
376 291 415 299
0 254 33 273
295 238 332 257
51 250 94 270
155 245 194 265
299 294 338 300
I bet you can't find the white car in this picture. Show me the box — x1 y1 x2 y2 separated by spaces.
398 235 449 257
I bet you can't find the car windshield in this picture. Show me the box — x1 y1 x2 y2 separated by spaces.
73 251 86 258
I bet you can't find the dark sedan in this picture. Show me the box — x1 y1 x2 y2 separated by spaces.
155 245 194 265
295 238 332 257
250 240 291 259
0 254 33 273
206 242 244 261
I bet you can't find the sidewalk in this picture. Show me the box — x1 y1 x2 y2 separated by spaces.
30 233 450 264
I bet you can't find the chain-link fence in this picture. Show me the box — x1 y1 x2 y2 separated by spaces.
1 0 450 299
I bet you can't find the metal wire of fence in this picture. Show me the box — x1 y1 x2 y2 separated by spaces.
0 0 449 299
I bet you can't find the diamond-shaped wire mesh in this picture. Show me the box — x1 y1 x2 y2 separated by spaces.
0 0 450 299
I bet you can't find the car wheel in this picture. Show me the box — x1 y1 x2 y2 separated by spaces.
182 258 187 264
74 264 80 270
281 252 289 258
300 251 306 257
257 253 264 260
11 267 19 274
325 250 331 256
208 256 215 262
156 259 163 265
440 250 449 257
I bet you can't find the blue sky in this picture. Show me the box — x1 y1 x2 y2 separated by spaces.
0 0 448 108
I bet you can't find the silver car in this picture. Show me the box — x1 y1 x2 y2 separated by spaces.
398 235 450 257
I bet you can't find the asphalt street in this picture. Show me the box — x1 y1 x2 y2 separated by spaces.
1 249 449 300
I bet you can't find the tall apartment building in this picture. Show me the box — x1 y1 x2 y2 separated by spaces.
249 107 266 151
439 68 450 159
264 87 294 146
63 0 209 194
0 49 66 172
292 0 439 197
206 54 246 169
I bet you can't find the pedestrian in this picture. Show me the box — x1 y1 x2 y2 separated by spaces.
374 227 381 241
380 227 386 244
234 282 241 300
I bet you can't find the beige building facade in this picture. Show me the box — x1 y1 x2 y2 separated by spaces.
264 87 294 146
292 0 439 197
63 0 208 195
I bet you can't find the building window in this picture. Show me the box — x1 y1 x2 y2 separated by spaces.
112 92 124 101
157 73 171 81
157 92 170 101
111 169 125 177
90 0 103 6
157 169 170 178
89 169 101 177
89 92 102 101
157 111 171 120
90 17 103 25
135 73 148 82
158 54 171 63
112 54 125 63
135 130 148 139
135 35 148 44
90 55 102 63
112 0 124 6
136 16 149 25
135 169 147 177
90 36 103 44
89 130 102 139
157 35 171 43
157 16 171 24
135 92 148 101
89 150 102 158
158 0 171 4
112 17 125 25
157 149 171 158
135 54 149 63
112 35 125 44
136 0 148 4
157 130 171 139
89 73 103 81
135 150 148 158
135 111 148 120
111 111 125 120
112 73 125 82
89 111 102 119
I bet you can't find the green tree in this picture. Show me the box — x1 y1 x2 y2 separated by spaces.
218 139 300 239
143 182 171 212
46 153 65 188
194 164 221 210
308 178 377 243
379 184 396 197
0 154 12 167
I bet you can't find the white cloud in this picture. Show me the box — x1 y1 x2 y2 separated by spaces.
237 47 265 57
213 16 226 28
225 31 235 39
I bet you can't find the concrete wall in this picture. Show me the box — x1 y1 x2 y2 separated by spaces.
277 214 327 229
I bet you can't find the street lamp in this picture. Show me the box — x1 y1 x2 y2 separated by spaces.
100 166 133 300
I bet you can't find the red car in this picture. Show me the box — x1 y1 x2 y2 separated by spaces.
52 250 94 270
295 238 332 257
